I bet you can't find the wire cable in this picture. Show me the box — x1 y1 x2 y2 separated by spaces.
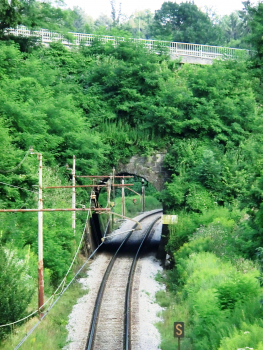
0 199 92 329
0 292 55 328
14 241 104 350
0 181 37 194
50 197 92 296
0 149 30 174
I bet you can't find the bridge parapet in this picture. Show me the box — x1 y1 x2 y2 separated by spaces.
6 26 250 63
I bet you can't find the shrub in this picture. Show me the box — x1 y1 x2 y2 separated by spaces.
0 246 34 339
216 273 260 310
219 323 263 350
165 251 262 350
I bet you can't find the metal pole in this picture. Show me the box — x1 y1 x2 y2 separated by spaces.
72 155 76 234
112 168 115 228
122 178 125 217
112 167 115 204
107 178 111 207
142 178 145 212
178 338 180 350
38 153 44 316
107 178 112 234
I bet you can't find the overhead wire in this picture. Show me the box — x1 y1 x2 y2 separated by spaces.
0 197 92 329
1 177 108 346
0 181 37 194
51 196 92 296
0 295 53 329
14 240 104 350
0 149 30 174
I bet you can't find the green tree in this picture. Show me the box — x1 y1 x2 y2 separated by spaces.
151 1 223 44
0 0 80 39
121 10 154 39
0 0 22 36
219 12 245 47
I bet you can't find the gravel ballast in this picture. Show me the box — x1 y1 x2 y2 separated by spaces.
64 212 165 350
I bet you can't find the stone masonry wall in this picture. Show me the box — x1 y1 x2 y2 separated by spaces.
117 153 169 191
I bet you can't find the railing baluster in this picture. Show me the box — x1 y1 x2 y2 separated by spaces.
6 25 248 61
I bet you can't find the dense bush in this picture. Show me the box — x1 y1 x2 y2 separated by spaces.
0 246 34 339
218 323 263 350
158 248 263 350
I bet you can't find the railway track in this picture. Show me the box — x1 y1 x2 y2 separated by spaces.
85 210 162 350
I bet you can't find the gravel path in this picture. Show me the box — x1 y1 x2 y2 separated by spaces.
64 211 165 350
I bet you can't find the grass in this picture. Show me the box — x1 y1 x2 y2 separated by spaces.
155 250 263 350
113 194 162 218
0 271 87 350
155 284 193 350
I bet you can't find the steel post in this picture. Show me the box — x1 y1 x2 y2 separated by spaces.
112 167 115 203
142 178 145 212
112 168 115 228
122 178 125 217
38 153 44 316
72 155 76 234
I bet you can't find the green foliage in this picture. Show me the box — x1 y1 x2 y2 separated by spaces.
245 2 263 62
158 251 263 350
0 246 34 339
113 194 161 218
0 0 22 35
151 1 223 44
121 10 154 39
0 280 86 350
219 323 263 350
1 5 263 347
166 207 239 255
216 273 260 310
1 167 89 287
0 0 79 37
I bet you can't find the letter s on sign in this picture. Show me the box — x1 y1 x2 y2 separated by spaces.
175 324 182 336
174 322 184 338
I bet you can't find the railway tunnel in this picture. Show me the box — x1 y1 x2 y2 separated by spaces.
83 153 170 260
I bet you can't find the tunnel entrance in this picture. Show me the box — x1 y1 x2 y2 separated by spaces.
83 172 166 259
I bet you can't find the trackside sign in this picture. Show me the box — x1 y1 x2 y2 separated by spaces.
174 322 184 338
162 215 178 225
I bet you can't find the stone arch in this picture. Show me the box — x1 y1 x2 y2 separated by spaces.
116 153 169 191
84 152 169 260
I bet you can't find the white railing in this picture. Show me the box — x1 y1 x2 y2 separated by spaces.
5 26 248 60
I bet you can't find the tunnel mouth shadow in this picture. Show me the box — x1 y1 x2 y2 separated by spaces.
97 222 162 258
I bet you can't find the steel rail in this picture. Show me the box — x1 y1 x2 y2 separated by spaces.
85 209 162 350
124 216 161 350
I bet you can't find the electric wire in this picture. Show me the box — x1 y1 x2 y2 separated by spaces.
0 198 92 329
13 209 160 348
0 181 37 193
52 197 92 296
14 241 104 350
0 292 55 328
0 149 30 174
5 180 113 343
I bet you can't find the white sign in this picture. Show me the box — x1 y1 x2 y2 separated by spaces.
162 215 178 225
